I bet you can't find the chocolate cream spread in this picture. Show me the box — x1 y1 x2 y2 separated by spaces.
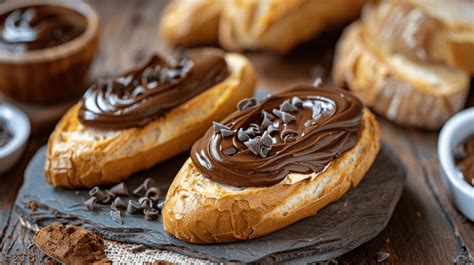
0 5 86 52
191 85 363 187
79 49 229 130
455 135 474 187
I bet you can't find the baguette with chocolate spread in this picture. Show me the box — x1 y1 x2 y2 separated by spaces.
45 48 256 188
163 85 380 243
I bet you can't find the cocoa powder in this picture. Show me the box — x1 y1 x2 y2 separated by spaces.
34 223 111 265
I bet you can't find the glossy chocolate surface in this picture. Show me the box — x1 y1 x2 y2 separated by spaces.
79 48 229 130
191 85 363 187
0 5 86 52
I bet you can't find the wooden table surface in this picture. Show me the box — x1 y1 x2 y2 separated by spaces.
1 1 473 264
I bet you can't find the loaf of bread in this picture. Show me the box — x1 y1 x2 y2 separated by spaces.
45 52 256 188
333 21 470 129
160 0 370 53
163 86 380 243
159 0 222 46
362 1 474 74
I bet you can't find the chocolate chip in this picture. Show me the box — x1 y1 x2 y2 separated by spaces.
112 197 127 210
101 193 113 204
237 128 250 142
261 117 273 131
127 200 141 214
237 98 257 110
284 135 296 143
133 184 145 196
139 197 153 209
105 190 117 199
220 128 235 138
272 109 283 119
109 182 129 196
248 123 261 134
89 187 107 202
222 147 238 156
143 208 159 221
375 252 389 263
280 100 297 113
84 197 97 211
312 103 322 120
260 131 273 149
302 100 313 109
261 110 275 120
281 128 298 140
259 148 270 158
143 178 156 190
267 121 280 134
145 187 161 201
244 136 261 156
291 96 303 107
213 122 230 134
281 112 295 124
110 210 123 224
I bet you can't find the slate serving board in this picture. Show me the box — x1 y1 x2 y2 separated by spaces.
15 143 405 264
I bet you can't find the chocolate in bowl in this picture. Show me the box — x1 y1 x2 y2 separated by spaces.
0 0 98 103
455 135 474 187
0 118 12 148
0 5 87 53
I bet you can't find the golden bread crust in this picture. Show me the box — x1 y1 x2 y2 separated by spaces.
332 22 470 129
162 109 380 243
45 53 256 188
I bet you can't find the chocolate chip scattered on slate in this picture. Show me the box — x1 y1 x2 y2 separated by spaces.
110 210 123 224
127 200 141 214
101 193 113 204
213 122 231 134
261 131 273 149
244 136 261 156
139 197 152 209
291 96 303 107
375 252 390 263
312 103 322 120
144 208 159 220
261 117 273 130
109 182 129 196
105 190 116 199
113 197 127 209
237 97 257 110
133 184 146 196
281 112 295 124
145 187 161 201
143 178 156 190
89 187 107 202
222 147 238 156
280 100 298 112
84 197 97 211
302 100 314 109
237 128 250 142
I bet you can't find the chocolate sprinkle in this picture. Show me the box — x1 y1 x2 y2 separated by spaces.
109 182 129 196
213 122 231 135
84 197 97 211
112 197 127 210
244 136 261 156
143 208 159 221
237 97 257 111
260 131 273 149
139 197 152 209
110 210 123 224
127 200 141 214
101 193 113 204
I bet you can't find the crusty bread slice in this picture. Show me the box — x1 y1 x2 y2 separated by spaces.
362 1 474 74
159 0 222 46
218 0 369 53
333 22 470 129
162 109 380 243
45 53 256 188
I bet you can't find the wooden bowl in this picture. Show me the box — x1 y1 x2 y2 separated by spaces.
0 0 99 103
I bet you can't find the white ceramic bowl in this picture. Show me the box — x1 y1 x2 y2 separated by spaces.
0 102 30 174
438 107 474 221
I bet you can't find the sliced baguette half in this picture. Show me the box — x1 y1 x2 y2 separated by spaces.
362 1 474 74
333 22 470 129
162 109 380 243
45 53 256 188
